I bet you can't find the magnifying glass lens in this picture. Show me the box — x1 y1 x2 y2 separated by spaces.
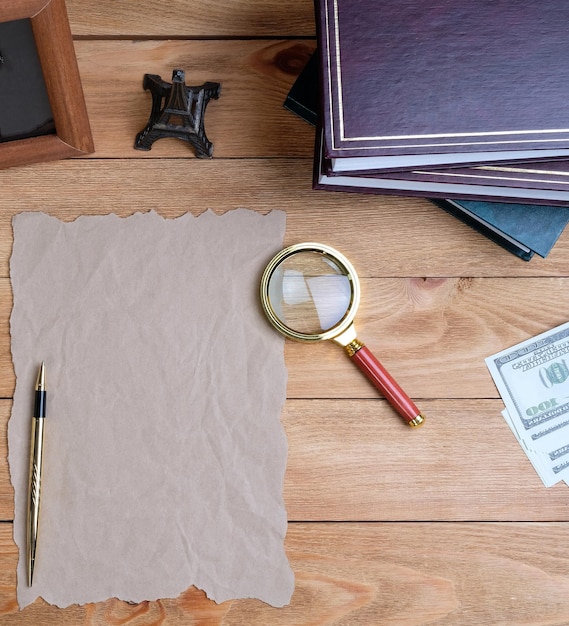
267 251 352 334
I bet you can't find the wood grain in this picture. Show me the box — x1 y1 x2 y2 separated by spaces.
3 275 569 399
1 160 569 281
1 0 50 22
2 397 568 524
0 522 569 624
74 39 316 158
66 0 316 37
1 0 569 623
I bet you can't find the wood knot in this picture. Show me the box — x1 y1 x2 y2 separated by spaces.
406 277 473 309
415 277 448 290
274 43 315 75
455 277 475 293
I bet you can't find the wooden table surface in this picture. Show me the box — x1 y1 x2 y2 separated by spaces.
2 1 569 624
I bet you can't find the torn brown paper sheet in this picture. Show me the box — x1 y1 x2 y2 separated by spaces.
9 209 293 609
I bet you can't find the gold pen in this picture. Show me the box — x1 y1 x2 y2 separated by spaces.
27 362 46 586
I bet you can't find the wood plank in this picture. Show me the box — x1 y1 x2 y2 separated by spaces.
2 160 569 281
0 522 569 624
73 40 317 159
2 398 568 523
67 0 316 37
3 274 569 399
283 399 569 522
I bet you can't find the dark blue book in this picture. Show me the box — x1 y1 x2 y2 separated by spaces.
286 51 569 260
283 49 319 126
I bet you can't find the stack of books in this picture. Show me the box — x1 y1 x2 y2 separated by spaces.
285 1 569 260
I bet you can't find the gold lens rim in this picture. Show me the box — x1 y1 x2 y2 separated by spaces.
259 242 361 343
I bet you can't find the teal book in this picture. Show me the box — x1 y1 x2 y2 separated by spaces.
431 199 569 261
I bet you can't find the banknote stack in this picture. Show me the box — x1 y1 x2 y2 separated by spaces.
486 321 569 488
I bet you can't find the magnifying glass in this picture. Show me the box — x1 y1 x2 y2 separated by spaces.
260 242 425 427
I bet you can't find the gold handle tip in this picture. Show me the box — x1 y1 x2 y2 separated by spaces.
408 413 426 428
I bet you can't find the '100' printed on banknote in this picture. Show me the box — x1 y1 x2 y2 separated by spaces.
486 320 569 487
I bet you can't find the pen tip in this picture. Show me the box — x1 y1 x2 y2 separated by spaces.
35 362 45 391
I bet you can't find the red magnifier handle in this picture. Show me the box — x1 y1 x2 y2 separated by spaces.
348 342 425 427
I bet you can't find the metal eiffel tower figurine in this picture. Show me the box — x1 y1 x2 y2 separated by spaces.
135 69 221 157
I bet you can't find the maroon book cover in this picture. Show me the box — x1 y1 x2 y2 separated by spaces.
316 0 569 171
313 130 569 207
369 159 569 194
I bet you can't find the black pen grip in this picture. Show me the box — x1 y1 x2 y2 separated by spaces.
34 390 46 418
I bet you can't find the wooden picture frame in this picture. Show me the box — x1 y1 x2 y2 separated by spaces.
0 0 94 169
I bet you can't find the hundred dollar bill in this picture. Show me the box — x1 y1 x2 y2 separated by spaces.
486 320 569 487
502 409 569 487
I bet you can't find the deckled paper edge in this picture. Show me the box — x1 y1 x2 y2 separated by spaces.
8 208 293 609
